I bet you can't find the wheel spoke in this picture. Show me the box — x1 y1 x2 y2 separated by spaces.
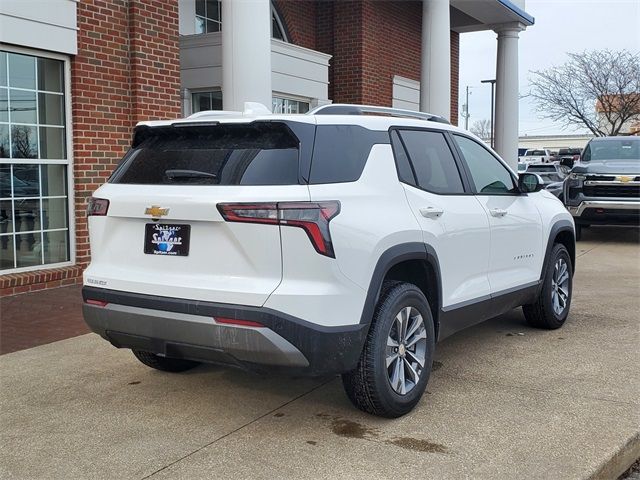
552 292 561 314
387 336 399 348
405 313 422 342
405 349 425 368
386 352 399 368
398 359 406 394
405 328 426 349
403 357 420 384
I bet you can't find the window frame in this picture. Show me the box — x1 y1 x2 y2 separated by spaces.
195 0 222 34
449 132 521 196
0 45 75 274
388 126 473 196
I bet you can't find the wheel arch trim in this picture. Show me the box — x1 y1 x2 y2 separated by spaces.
359 242 442 332
541 220 576 284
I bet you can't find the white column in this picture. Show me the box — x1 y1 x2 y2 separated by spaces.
221 0 272 111
494 23 524 170
419 0 451 120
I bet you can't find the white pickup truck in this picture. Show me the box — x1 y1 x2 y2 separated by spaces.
521 149 553 164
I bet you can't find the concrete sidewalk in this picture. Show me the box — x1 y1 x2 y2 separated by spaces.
1 227 638 479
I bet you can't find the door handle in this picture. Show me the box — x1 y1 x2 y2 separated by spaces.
489 208 508 217
419 206 444 219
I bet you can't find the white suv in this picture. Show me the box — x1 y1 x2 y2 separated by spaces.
83 104 576 417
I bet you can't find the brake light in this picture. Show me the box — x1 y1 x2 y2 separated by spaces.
215 317 265 328
85 299 108 307
87 197 110 216
217 201 340 257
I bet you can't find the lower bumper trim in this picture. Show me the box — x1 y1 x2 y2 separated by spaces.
82 286 368 375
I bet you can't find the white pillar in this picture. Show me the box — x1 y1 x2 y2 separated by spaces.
221 0 272 111
494 23 524 170
419 0 451 120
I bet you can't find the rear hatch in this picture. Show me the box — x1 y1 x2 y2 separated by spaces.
84 120 312 306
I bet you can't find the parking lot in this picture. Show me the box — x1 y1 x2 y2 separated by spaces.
1 227 638 479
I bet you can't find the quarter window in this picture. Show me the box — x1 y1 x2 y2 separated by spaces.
453 135 517 195
0 50 70 272
396 130 464 194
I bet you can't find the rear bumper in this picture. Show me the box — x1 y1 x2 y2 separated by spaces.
82 287 367 375
567 200 640 226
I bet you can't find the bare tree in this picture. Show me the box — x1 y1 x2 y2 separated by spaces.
470 119 492 141
529 50 640 136
11 126 37 158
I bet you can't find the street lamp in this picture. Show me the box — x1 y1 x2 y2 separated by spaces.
462 85 474 130
481 79 496 149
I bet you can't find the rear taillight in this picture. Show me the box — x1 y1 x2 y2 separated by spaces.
215 317 265 328
85 299 108 307
87 197 109 216
217 201 340 258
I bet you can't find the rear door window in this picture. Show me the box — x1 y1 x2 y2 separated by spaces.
111 123 300 186
395 130 465 194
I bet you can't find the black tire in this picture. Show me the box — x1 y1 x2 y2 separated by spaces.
341 281 436 418
575 224 582 241
523 243 573 329
132 350 200 372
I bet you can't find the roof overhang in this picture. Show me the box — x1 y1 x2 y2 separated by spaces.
450 0 535 33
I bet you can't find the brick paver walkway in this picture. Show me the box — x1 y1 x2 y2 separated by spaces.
0 285 88 354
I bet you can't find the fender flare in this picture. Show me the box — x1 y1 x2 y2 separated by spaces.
540 220 576 284
358 242 442 332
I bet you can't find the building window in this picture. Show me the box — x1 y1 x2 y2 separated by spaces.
195 0 221 34
192 91 223 113
194 1 288 41
272 97 309 114
0 50 71 272
271 6 288 41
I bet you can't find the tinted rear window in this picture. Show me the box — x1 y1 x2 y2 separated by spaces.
111 123 300 185
309 125 389 184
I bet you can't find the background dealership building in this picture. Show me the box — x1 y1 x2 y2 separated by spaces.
0 0 533 295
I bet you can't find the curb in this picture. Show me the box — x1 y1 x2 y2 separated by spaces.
589 432 640 480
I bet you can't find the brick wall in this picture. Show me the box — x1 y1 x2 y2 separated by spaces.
273 0 317 50
0 0 181 296
450 30 460 125
311 0 459 125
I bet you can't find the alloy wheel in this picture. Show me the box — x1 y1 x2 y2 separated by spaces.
551 258 570 316
386 306 427 395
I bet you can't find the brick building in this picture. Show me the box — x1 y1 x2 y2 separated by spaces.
0 0 533 295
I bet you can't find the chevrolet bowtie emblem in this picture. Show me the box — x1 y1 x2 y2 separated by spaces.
617 175 633 183
145 206 169 218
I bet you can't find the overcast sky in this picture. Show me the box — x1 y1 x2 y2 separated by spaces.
458 0 640 137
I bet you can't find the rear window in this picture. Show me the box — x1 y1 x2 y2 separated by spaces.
309 125 389 184
526 150 547 156
111 123 300 185
582 139 640 162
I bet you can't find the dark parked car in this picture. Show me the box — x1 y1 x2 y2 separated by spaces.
564 136 640 240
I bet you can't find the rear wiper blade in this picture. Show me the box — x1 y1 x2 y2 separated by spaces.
165 169 217 180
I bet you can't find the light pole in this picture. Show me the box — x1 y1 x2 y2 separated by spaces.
462 85 474 130
481 79 496 149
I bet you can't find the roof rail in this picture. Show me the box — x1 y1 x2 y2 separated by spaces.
308 104 450 124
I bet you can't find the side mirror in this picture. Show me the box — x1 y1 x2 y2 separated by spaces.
519 172 544 193
560 157 574 169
